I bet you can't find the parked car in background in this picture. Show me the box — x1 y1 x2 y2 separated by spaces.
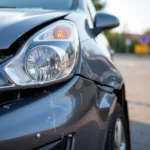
0 0 130 150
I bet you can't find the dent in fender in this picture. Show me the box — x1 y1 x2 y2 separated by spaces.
76 39 123 90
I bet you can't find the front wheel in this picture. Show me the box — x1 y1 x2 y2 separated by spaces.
105 103 130 150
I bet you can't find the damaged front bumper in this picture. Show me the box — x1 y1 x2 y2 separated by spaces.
0 76 116 150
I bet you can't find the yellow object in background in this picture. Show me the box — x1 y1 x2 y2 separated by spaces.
134 44 148 54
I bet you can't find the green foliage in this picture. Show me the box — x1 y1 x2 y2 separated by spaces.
144 29 150 34
92 0 145 53
130 36 138 53
105 31 138 53
92 0 105 10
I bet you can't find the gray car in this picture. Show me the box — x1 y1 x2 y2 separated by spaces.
0 0 130 150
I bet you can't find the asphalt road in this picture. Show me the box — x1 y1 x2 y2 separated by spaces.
114 54 150 150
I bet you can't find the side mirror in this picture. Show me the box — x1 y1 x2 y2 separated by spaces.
94 12 120 35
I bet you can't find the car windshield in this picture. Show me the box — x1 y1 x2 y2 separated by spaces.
0 0 75 10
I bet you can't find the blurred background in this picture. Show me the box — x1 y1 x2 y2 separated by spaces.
92 0 150 150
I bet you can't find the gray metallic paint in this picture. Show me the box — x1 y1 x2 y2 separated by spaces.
94 12 120 35
0 9 70 49
65 11 123 89
79 38 123 89
0 1 128 149
0 76 116 150
0 9 123 90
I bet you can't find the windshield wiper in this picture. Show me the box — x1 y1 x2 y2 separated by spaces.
0 6 16 8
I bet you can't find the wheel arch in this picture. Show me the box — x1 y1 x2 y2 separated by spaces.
114 84 131 150
114 84 126 108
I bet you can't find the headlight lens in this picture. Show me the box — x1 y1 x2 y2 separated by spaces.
1 20 79 89
26 45 61 81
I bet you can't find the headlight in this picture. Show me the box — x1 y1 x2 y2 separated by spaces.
26 45 61 81
0 20 79 89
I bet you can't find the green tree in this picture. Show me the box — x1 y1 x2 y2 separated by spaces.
130 36 138 53
105 31 139 53
92 0 106 10
144 29 150 34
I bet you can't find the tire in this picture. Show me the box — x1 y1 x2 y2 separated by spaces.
105 103 130 150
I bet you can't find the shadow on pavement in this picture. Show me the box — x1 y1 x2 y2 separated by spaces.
130 120 150 150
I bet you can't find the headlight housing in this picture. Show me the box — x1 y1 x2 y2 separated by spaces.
0 20 79 90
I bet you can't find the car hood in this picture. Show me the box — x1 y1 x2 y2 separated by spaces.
0 9 71 49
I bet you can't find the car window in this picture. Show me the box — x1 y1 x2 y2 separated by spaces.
0 0 75 10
